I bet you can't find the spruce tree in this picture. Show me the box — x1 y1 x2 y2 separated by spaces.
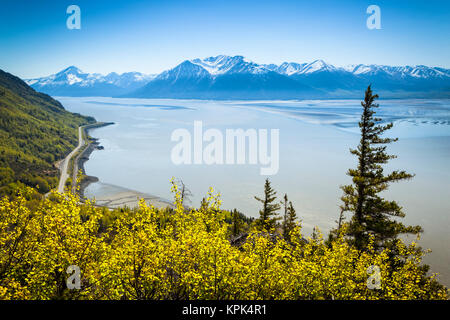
281 194 289 240
255 178 280 231
285 201 298 240
281 194 298 240
340 85 422 250
231 209 243 236
287 201 297 230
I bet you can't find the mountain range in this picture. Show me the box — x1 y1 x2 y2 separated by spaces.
25 55 450 99
26 66 156 97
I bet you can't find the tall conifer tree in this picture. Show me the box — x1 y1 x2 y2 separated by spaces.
340 85 422 250
281 194 299 240
255 178 280 231
281 194 289 239
285 201 298 240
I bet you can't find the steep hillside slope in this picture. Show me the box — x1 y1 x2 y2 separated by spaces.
0 69 95 196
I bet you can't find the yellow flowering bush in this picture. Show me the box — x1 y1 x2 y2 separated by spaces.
0 183 447 300
0 190 106 299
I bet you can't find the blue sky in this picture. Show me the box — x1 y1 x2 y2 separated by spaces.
1 0 449 78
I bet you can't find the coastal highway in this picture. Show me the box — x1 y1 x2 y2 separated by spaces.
57 125 85 193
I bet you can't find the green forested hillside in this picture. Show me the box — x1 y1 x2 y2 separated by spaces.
0 69 95 196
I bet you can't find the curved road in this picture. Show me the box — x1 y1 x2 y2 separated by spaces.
57 126 85 193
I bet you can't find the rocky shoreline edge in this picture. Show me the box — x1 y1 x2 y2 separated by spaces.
75 122 114 198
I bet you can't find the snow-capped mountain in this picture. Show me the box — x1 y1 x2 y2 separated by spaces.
26 66 91 86
103 71 155 88
26 66 156 96
342 64 450 78
263 62 307 76
156 61 212 81
190 55 269 75
268 59 450 80
300 60 337 74
25 56 450 99
131 56 318 99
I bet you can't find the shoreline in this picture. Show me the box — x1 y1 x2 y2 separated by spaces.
83 182 174 209
76 122 174 210
75 122 114 197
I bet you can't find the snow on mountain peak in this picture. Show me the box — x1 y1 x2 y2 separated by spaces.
190 55 236 75
349 64 377 75
300 60 336 74
60 66 83 75
190 55 269 76
27 66 155 89
339 63 450 78
268 60 337 75
276 62 308 75
156 60 211 81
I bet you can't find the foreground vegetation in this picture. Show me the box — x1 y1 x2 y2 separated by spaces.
0 182 446 300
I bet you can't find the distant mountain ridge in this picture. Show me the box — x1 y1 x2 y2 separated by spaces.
25 55 450 99
26 66 156 97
